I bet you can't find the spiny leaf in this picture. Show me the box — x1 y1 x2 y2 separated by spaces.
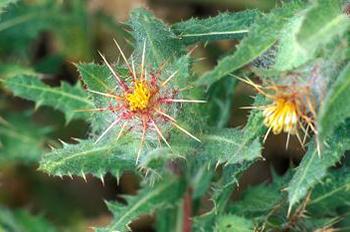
196 1 305 86
76 63 117 94
308 169 350 214
39 136 137 178
0 206 56 232
171 10 260 45
129 7 186 67
273 15 309 71
287 126 350 210
297 0 350 53
202 128 262 165
215 214 254 232
228 172 290 217
318 62 350 142
3 75 93 122
0 113 50 164
202 95 266 165
96 177 185 232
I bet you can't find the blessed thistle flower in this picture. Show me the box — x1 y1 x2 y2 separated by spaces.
239 77 318 150
82 40 205 162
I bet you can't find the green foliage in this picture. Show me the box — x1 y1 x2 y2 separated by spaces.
215 214 253 232
297 0 350 54
0 1 55 57
1 1 350 231
3 75 93 122
309 169 350 214
318 63 350 142
0 206 56 232
288 126 350 210
197 1 305 86
202 128 262 165
39 136 137 179
207 77 237 127
0 0 18 14
0 113 50 164
172 10 260 45
97 177 185 232
130 8 186 67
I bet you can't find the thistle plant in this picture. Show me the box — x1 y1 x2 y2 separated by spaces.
0 0 350 231
85 40 204 162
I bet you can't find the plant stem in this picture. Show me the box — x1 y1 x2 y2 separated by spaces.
182 188 192 232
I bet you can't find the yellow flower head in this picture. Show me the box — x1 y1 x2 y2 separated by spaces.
263 97 299 135
126 81 152 111
239 77 317 149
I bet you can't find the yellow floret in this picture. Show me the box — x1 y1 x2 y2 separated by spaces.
263 98 299 135
126 81 151 111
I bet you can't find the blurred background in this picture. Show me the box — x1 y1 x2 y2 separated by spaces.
0 0 303 231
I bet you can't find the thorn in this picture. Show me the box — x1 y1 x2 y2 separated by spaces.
163 99 207 104
161 71 178 87
48 144 55 151
68 172 73 180
286 132 291 150
215 161 221 169
155 109 201 142
100 174 105 186
151 119 171 149
58 139 67 146
141 39 147 80
34 101 43 111
287 205 292 218
87 89 121 99
95 117 122 144
98 51 128 91
81 171 87 183
71 137 80 142
188 44 199 55
116 174 120 185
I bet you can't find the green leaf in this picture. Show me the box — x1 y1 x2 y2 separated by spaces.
229 183 283 217
0 63 35 79
215 215 254 232
202 95 266 165
96 177 185 232
76 63 117 94
273 15 309 71
39 136 137 179
202 128 262 165
196 1 304 86
171 10 260 45
287 126 350 210
192 160 259 231
3 75 93 122
129 8 185 67
0 0 18 14
318 63 350 142
0 2 57 57
0 206 56 232
297 0 350 53
309 169 350 214
0 113 50 164
207 77 237 128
